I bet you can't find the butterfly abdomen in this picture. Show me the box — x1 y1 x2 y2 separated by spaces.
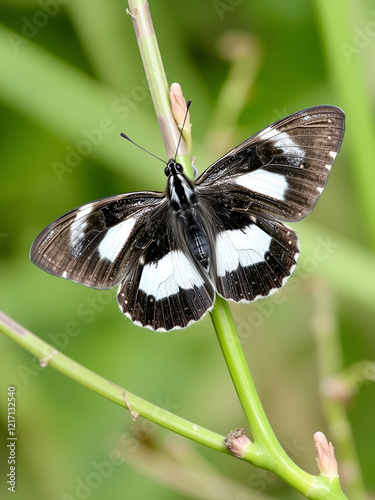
180 209 211 270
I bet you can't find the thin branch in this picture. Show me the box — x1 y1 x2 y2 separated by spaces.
0 310 228 454
127 0 192 176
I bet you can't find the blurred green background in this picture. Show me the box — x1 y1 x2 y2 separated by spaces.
1 0 375 499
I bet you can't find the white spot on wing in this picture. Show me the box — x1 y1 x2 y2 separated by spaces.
259 128 306 160
78 204 94 218
139 251 204 300
235 170 288 201
272 131 305 158
97 218 136 261
329 151 337 159
259 126 274 140
70 204 94 255
215 225 273 277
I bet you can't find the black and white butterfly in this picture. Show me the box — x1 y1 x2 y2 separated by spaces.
31 105 345 331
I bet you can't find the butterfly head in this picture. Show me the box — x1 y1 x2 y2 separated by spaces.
164 159 183 177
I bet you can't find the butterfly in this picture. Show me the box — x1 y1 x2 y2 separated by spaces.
30 105 345 331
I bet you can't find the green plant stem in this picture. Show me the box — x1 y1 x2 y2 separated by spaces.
0 310 227 454
211 298 349 500
127 0 192 177
210 296 275 444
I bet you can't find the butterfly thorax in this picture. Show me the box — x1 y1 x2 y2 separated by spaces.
165 160 196 210
166 160 211 270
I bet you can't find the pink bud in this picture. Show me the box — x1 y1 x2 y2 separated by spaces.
224 428 252 458
169 82 191 129
314 431 338 477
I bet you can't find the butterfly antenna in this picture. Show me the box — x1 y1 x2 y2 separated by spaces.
120 133 167 165
174 99 192 159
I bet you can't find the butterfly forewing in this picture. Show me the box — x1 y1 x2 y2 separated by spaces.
30 192 166 288
196 106 345 222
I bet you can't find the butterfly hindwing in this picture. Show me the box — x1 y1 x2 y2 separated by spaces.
196 105 345 222
117 219 215 331
213 217 299 301
196 200 299 302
